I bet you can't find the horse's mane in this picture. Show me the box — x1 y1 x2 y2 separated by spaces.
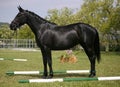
25 10 56 25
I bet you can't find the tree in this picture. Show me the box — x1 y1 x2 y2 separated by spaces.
0 24 12 39
75 0 120 51
17 25 35 39
46 7 76 25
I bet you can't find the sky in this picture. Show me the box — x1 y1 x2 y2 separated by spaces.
0 0 84 23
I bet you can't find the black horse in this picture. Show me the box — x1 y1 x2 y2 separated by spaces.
10 6 101 78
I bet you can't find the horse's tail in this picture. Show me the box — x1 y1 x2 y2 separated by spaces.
94 31 101 63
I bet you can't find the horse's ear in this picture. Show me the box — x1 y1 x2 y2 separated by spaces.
18 6 24 12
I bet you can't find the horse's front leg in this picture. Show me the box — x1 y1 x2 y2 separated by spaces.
41 50 48 78
42 53 48 79
41 47 53 78
47 50 53 78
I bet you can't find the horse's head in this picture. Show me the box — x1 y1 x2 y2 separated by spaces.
10 6 27 30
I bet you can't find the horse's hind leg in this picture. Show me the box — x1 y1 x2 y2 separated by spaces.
88 53 96 77
82 44 96 77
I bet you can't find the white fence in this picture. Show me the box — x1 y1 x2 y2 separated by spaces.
0 39 38 48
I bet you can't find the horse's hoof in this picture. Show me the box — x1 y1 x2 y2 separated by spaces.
47 75 53 79
89 70 96 77
89 73 96 77
47 74 53 79
41 75 47 79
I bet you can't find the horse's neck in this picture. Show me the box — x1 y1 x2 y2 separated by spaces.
26 16 45 35
26 14 57 39
27 18 54 41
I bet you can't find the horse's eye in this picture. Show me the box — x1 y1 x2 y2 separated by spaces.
17 13 24 17
17 14 21 17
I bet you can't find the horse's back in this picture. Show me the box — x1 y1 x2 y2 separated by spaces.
54 23 98 35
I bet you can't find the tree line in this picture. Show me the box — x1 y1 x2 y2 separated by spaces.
0 0 120 51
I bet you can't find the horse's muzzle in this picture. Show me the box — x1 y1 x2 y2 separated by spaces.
10 22 19 30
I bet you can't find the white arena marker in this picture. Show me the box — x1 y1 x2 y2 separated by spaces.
0 58 4 60
13 59 27 61
98 76 120 81
14 71 40 75
0 58 27 61
67 70 89 74
29 78 63 83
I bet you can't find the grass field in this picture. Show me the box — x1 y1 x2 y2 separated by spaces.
0 49 120 87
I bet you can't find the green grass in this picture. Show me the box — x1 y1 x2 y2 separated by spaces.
0 49 120 87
